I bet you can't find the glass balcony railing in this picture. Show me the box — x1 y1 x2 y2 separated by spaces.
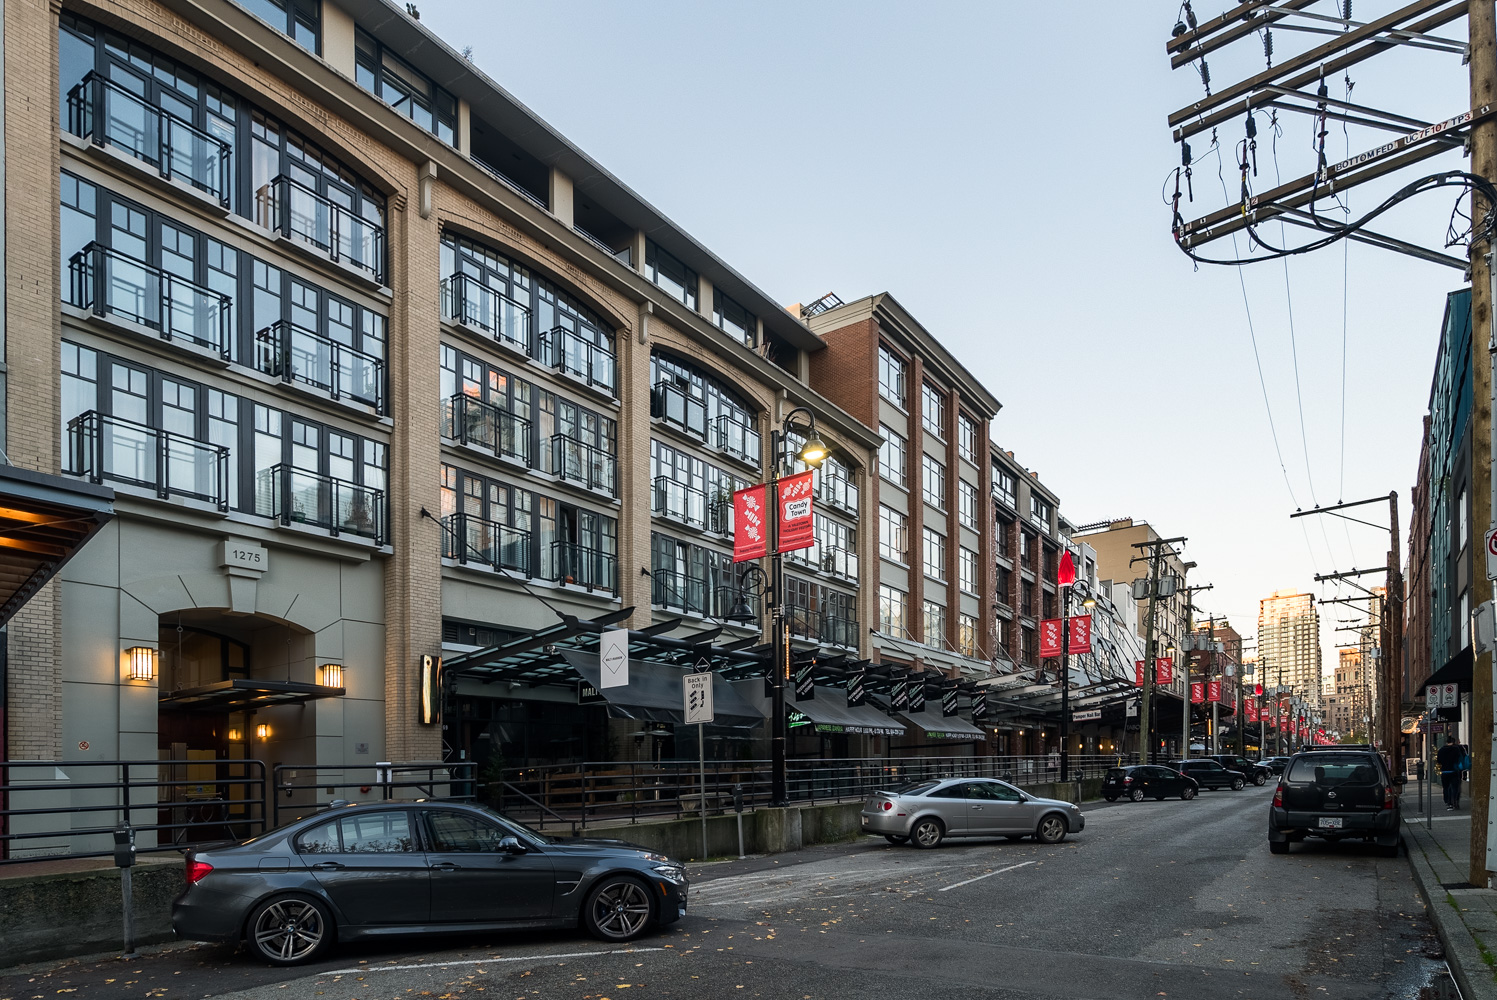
440 273 530 355
67 243 233 359
786 606 859 649
255 321 384 411
261 174 385 283
650 571 754 620
546 541 617 594
712 413 761 466
820 547 859 580
442 393 531 465
818 475 858 514
549 435 616 495
66 72 232 206
266 464 384 543
539 326 616 396
67 411 229 510
652 476 707 529
651 384 761 466
442 511 530 574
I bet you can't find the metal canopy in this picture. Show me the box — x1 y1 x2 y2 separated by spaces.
898 710 986 741
562 649 764 728
0 466 113 628
158 678 345 712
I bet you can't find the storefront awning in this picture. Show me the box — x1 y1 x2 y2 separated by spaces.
898 710 987 741
1426 646 1473 692
786 689 906 736
158 678 345 712
562 650 764 728
0 465 113 626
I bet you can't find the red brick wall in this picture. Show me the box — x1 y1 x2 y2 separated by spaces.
807 319 878 428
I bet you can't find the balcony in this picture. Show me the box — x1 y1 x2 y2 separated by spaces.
652 477 732 534
66 72 232 208
255 321 384 412
444 393 531 465
539 326 616 396
261 175 385 284
67 411 229 510
651 384 761 467
265 464 384 544
441 273 530 356
546 541 616 594
819 547 859 581
786 606 859 649
818 475 858 514
67 243 232 360
650 568 735 618
549 435 616 495
712 414 761 467
442 511 530 575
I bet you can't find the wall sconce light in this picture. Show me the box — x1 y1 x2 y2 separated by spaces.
256 723 271 740
319 663 344 688
126 646 158 682
227 727 243 743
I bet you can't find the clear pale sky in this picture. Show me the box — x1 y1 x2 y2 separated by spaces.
423 1 1472 686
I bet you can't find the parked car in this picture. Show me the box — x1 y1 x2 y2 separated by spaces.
1102 765 1200 802
172 801 689 965
861 777 1083 848
1258 756 1291 775
1168 759 1245 790
1268 747 1404 856
1207 754 1271 786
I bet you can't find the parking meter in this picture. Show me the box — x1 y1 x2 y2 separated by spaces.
733 783 744 814
112 824 136 869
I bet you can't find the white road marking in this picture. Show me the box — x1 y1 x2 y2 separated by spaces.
937 860 1037 892
321 946 666 974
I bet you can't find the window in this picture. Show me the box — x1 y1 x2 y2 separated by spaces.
355 28 455 143
712 288 756 347
440 465 535 573
645 240 698 310
651 533 742 619
921 383 946 435
650 353 760 463
958 614 979 657
996 565 1012 604
879 425 907 487
339 811 414 853
1460 486 1469 546
540 394 618 494
1031 494 1053 531
1021 531 1036 569
879 585 908 637
958 480 978 529
923 527 946 581
958 415 978 464
878 346 906 407
235 0 319 53
1021 625 1038 664
440 345 534 461
993 468 1017 510
996 519 1012 557
295 818 341 853
880 505 908 562
922 455 946 508
1021 582 1035 617
923 601 946 647
959 547 979 594
425 811 508 853
995 617 1009 652
650 439 745 532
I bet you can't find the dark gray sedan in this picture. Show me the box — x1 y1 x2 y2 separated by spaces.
859 777 1084 848
172 801 688 965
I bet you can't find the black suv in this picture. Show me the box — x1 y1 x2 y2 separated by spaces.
1168 759 1245 790
1208 754 1270 786
1103 765 1200 802
1268 747 1404 856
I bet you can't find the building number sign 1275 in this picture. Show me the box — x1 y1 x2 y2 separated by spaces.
221 541 267 572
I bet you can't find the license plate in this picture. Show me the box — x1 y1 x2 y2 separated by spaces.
1318 816 1343 829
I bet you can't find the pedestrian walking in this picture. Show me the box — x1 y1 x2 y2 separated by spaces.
1437 735 1465 810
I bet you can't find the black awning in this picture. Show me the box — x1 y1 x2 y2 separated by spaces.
784 688 906 736
158 678 345 712
562 650 764 728
1427 646 1474 692
0 465 113 626
898 710 986 741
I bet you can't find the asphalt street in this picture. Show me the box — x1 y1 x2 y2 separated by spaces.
0 785 1462 1000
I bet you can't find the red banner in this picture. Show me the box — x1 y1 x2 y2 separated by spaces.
776 471 815 554
732 484 768 562
1207 680 1222 702
1156 657 1173 685
1245 701 1257 722
1067 615 1092 654
1135 660 1144 686
1190 682 1204 703
1040 619 1062 659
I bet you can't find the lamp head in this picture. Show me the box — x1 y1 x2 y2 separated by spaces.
726 599 757 624
798 433 828 469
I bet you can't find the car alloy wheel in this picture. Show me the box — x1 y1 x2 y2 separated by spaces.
1036 815 1067 844
1181 786 1197 800
1254 774 1267 786
1231 778 1245 791
584 877 654 942
911 817 945 849
1128 787 1145 802
248 896 330 965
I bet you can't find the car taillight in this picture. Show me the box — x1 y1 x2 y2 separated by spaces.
882 801 893 811
1272 786 1283 808
186 859 214 884
1122 777 1132 784
1384 786 1394 809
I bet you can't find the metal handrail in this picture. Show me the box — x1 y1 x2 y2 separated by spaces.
444 392 531 464
67 410 230 510
66 71 232 206
441 273 531 354
549 434 617 495
540 325 617 395
549 540 617 594
68 242 233 358
271 762 477 827
268 463 385 544
264 174 386 283
443 511 531 574
818 474 859 513
710 412 761 465
255 320 385 411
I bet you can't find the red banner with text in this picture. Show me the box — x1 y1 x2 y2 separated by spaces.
1190 682 1204 704
1067 615 1092 654
1156 657 1173 685
1040 619 1062 659
1135 660 1144 686
732 484 768 562
776 472 816 554
1207 680 1222 702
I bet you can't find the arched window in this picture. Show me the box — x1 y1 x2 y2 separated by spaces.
649 353 760 467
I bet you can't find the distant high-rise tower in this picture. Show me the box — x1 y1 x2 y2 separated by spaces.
1258 590 1323 709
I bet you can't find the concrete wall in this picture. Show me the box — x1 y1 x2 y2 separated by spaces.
0 859 179 967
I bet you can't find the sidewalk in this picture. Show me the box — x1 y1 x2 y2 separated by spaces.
1403 794 1497 999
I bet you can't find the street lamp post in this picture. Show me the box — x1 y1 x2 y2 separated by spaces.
1057 573 1095 783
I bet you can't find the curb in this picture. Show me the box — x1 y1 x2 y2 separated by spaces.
1404 822 1496 1000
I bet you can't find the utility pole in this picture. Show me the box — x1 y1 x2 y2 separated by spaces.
1180 585 1213 759
1132 535 1186 765
1471 0 1496 888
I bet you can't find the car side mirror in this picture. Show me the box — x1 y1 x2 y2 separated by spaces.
498 835 526 854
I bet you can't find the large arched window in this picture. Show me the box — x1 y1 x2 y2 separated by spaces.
649 352 760 467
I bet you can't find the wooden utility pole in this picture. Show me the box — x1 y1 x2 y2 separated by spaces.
1471 0 1496 889
1139 553 1161 765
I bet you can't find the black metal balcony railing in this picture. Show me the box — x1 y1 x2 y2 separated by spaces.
261 175 385 283
443 393 531 465
712 413 762 465
539 326 616 396
652 478 731 533
651 573 757 621
441 273 530 355
68 411 229 510
442 511 530 575
547 541 617 593
786 606 859 649
266 464 384 544
255 321 384 412
68 243 233 359
818 475 859 514
820 546 859 580
651 384 761 465
549 435 616 495
66 72 232 207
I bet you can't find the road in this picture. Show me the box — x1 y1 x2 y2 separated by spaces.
0 786 1460 1000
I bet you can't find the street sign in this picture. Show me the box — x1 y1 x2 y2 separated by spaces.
1486 524 1497 581
1442 682 1460 708
684 672 714 725
1126 700 1139 717
1073 708 1101 722
599 628 629 689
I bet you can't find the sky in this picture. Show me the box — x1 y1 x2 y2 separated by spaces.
422 1 1472 687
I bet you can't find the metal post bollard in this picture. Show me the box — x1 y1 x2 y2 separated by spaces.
113 824 137 957
733 784 745 860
